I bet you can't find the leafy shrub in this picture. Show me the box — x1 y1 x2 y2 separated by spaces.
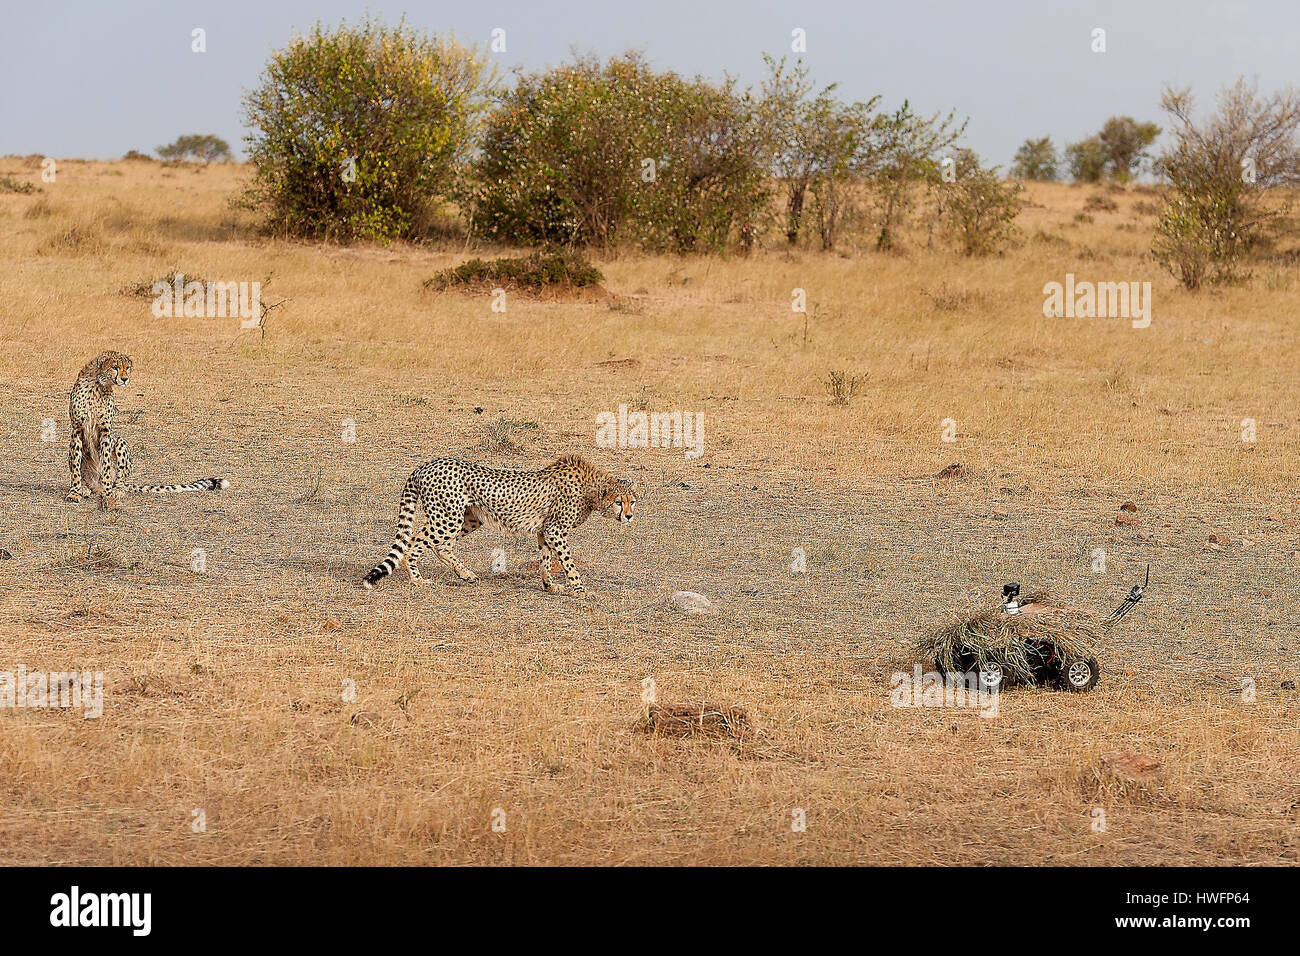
1065 138 1109 182
424 251 604 292
1011 137 1058 180
1084 193 1119 212
933 150 1023 255
122 150 155 162
1152 79 1300 290
0 175 37 194
869 101 967 250
468 53 768 252
756 56 879 249
241 16 492 242
1067 118 1159 182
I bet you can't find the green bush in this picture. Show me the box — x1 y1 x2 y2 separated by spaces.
467 54 768 252
1011 137 1058 181
241 17 492 241
933 150 1023 256
1152 80 1300 290
0 175 37 194
424 252 604 292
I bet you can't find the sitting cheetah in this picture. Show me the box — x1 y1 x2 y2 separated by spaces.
66 351 230 504
363 454 637 594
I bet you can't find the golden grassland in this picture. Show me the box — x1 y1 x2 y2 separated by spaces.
0 157 1297 865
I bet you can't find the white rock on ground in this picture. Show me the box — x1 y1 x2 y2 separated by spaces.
669 591 713 614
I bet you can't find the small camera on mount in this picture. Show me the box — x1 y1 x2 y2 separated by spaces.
1001 582 1022 615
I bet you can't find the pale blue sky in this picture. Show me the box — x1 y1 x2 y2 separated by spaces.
2 0 1295 166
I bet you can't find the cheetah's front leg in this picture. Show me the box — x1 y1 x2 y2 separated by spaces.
98 432 123 503
542 526 584 595
66 433 92 500
111 437 132 485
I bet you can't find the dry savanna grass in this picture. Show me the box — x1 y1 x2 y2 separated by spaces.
0 159 1298 865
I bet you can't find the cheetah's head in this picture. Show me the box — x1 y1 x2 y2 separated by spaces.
603 479 637 524
98 353 133 387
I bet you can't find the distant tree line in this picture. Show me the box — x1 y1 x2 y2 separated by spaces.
234 16 1300 285
1011 119 1161 183
237 17 1021 254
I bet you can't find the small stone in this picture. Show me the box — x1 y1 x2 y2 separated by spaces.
1100 751 1163 784
1120 501 1137 512
669 591 713 614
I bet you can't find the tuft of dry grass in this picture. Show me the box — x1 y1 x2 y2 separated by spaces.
639 703 753 740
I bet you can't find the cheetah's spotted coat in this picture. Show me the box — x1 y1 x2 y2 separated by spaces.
363 455 636 594
66 351 230 504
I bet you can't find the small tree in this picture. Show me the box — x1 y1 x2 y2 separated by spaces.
807 102 872 250
1011 137 1058 180
1152 79 1300 289
867 101 967 250
1066 117 1159 182
756 56 878 247
1097 116 1160 181
1065 137 1109 182
934 149 1023 255
241 17 493 241
157 134 232 163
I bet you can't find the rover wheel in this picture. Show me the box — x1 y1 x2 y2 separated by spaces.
978 661 1005 690
1060 656 1100 692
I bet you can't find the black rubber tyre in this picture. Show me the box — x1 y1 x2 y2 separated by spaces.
1059 656 1100 692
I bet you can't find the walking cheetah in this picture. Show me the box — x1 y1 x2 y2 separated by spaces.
66 351 230 504
362 454 637 594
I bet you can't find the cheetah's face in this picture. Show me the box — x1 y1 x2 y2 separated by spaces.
606 480 637 524
105 356 133 386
